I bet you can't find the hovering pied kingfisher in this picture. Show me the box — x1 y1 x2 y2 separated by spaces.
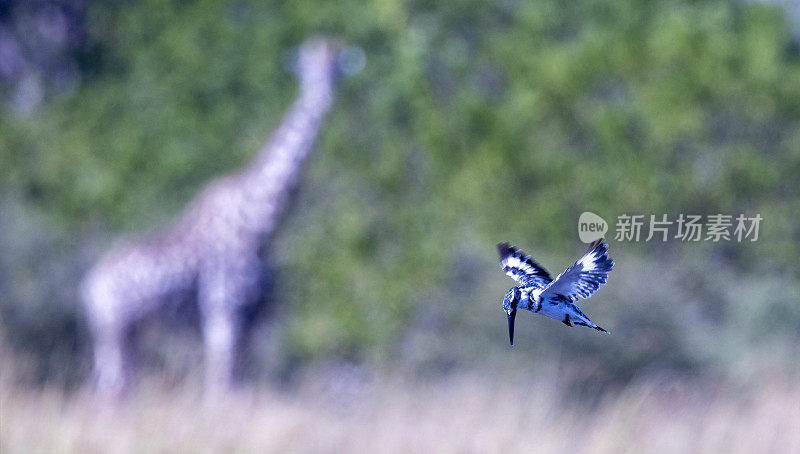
498 239 614 345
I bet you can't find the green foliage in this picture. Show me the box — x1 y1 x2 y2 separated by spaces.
2 0 799 379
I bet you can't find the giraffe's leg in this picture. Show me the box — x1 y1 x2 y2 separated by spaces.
82 275 132 398
88 317 132 398
202 308 239 393
198 263 250 394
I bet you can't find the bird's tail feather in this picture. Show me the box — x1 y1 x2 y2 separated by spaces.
592 324 610 334
573 319 611 334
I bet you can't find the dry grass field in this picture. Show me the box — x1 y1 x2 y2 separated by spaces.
3 361 798 454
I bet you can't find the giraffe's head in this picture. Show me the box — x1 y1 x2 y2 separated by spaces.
295 37 365 97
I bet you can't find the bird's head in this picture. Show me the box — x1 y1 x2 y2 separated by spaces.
502 287 520 346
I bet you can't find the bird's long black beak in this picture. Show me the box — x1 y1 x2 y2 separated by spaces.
507 309 516 346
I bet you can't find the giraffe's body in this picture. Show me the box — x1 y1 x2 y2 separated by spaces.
81 38 341 396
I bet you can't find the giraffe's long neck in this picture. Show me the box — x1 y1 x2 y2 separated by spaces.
236 77 335 237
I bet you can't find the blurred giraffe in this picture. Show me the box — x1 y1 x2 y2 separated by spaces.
81 38 343 396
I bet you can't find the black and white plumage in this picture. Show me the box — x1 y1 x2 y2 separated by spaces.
497 243 552 289
498 239 614 345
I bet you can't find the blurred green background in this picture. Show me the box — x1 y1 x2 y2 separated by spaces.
1 0 799 389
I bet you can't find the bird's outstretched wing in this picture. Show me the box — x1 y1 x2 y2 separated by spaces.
539 239 614 303
497 243 553 289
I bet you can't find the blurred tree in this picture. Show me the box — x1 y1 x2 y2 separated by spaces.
1 0 799 383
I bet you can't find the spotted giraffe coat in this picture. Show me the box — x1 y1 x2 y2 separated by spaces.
81 38 342 396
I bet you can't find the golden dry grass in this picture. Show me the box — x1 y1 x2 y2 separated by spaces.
2 364 799 454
